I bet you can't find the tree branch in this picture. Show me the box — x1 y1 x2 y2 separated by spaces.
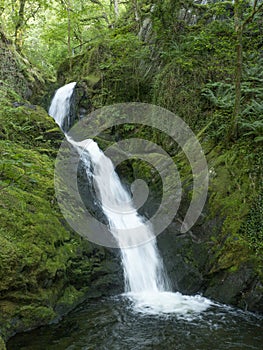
242 0 263 29
79 14 109 24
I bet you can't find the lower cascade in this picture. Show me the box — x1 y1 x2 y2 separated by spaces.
49 82 213 317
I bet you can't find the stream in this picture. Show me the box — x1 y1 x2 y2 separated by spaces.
7 295 263 350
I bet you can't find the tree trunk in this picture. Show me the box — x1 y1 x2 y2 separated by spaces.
14 0 26 50
232 27 243 139
67 0 72 71
113 0 119 18
132 0 140 22
227 0 243 141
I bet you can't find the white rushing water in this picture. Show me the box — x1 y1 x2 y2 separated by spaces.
49 82 213 317
49 82 77 129
74 138 169 293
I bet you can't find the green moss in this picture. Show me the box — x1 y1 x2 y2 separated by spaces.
0 87 119 340
239 188 263 275
55 286 85 314
58 32 152 106
228 265 239 273
16 305 56 329
0 302 56 340
0 97 62 151
203 140 262 276
0 41 45 100
153 59 205 129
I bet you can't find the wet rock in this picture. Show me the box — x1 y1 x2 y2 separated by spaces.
157 226 204 295
12 102 36 110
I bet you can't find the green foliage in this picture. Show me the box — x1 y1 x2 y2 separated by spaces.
0 0 122 76
209 143 257 231
201 56 263 142
0 83 62 151
97 33 151 104
240 119 263 142
201 82 234 110
153 59 205 128
151 5 240 130
59 30 152 106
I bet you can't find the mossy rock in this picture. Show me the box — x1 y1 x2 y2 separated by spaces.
0 39 45 101
0 89 121 341
54 286 86 315
0 91 62 151
206 141 262 271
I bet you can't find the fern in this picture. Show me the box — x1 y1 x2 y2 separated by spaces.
201 82 234 109
254 136 263 143
240 119 263 138
242 100 263 118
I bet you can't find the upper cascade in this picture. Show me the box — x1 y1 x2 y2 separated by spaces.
49 82 77 131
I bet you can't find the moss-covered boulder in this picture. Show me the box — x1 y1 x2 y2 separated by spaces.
0 97 122 339
0 43 122 341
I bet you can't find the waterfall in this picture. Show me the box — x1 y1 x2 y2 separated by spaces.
49 83 213 316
